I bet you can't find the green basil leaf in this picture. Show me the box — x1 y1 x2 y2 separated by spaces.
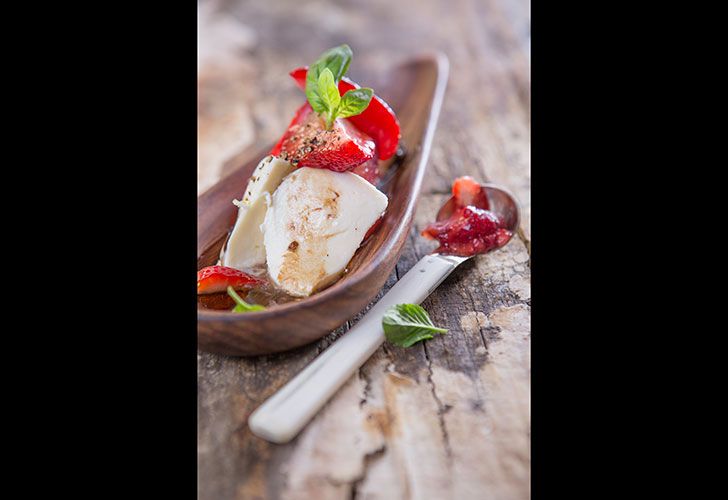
318 68 341 115
336 88 374 119
227 286 266 313
382 304 447 347
305 45 352 115
310 44 352 83
305 83 327 115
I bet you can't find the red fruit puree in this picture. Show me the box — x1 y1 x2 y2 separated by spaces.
422 177 512 257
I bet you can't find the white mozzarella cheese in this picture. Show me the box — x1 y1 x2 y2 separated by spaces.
263 167 388 297
220 156 294 270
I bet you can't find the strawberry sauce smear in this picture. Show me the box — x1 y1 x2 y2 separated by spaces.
422 206 512 256
421 177 512 257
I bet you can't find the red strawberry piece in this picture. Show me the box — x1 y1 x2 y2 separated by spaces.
270 102 375 172
289 67 400 160
452 176 490 210
197 265 265 295
351 146 380 184
270 102 313 157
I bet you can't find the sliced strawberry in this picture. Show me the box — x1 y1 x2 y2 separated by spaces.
270 102 313 157
270 102 375 172
197 265 265 295
452 176 489 210
351 146 380 184
290 67 400 160
289 67 307 88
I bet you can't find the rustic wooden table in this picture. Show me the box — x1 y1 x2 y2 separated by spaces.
198 0 530 498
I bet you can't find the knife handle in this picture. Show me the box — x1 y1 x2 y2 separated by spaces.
248 254 463 443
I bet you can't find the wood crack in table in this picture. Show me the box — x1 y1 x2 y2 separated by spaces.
198 0 530 498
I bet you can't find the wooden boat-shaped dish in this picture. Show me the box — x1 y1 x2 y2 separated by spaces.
198 53 449 356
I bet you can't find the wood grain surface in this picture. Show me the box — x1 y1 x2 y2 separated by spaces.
198 0 530 498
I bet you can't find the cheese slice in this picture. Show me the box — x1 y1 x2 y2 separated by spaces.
221 155 294 270
263 167 388 297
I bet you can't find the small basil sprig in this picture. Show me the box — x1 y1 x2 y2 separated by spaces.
227 286 266 313
305 44 352 97
305 44 374 129
382 304 447 347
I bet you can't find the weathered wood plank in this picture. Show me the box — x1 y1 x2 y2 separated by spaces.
198 196 530 499
198 0 530 498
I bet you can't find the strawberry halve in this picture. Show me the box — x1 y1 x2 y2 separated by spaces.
270 103 375 172
197 265 265 295
289 67 400 160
